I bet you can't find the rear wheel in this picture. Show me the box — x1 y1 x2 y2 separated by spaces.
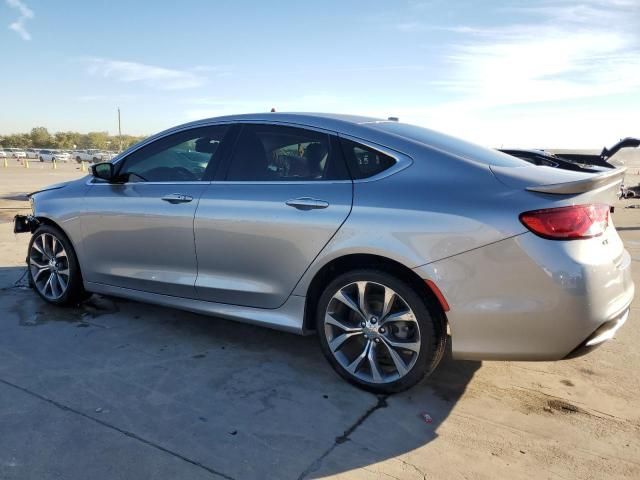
28 225 87 305
316 269 445 393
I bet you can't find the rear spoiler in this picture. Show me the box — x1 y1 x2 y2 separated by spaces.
526 167 626 195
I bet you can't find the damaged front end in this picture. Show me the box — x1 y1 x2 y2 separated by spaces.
13 214 40 234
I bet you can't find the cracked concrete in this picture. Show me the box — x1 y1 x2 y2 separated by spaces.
1 162 639 479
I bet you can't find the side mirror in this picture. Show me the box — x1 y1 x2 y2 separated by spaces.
91 162 115 182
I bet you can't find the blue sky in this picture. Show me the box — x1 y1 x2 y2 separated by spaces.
1 0 639 148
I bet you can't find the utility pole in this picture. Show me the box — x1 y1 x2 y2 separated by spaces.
117 107 122 152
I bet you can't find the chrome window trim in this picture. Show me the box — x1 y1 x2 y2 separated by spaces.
87 177 353 187
337 133 413 183
210 180 353 186
86 178 211 186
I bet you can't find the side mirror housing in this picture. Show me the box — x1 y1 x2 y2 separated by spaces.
91 162 115 182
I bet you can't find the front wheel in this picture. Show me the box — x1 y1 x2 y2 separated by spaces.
316 269 445 393
27 225 87 305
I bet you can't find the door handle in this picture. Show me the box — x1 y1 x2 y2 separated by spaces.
285 197 329 210
161 193 193 204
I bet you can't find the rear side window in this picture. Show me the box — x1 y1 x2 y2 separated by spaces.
340 138 396 179
226 124 349 181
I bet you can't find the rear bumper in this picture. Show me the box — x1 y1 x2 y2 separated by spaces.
414 230 634 361
564 308 629 359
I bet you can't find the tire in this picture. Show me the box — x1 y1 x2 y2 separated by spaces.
27 224 87 306
39 157 43 162
316 269 445 393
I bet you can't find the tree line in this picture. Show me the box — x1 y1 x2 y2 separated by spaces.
0 127 146 151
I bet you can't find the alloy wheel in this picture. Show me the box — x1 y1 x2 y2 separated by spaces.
29 233 70 300
324 281 421 384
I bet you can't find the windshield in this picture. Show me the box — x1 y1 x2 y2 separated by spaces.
369 122 528 167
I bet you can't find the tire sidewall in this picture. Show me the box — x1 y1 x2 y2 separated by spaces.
316 269 441 394
28 225 85 305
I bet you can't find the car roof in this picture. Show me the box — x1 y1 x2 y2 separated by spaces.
204 112 383 125
170 112 391 137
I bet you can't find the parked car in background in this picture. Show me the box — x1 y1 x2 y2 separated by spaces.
25 148 40 159
74 149 108 163
15 113 634 393
7 148 27 159
97 151 118 162
0 149 8 158
39 150 71 162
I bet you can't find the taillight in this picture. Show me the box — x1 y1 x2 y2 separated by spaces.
519 204 609 240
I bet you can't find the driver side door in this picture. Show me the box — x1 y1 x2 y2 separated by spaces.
80 124 232 298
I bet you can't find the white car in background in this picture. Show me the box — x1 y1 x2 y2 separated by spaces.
0 150 7 158
7 148 27 159
25 148 41 159
95 151 117 162
39 150 71 162
74 149 107 162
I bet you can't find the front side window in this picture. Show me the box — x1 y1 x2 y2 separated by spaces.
340 138 396 179
118 125 228 182
226 124 348 181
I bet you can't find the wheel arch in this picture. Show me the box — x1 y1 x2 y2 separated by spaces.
33 216 82 263
302 253 448 335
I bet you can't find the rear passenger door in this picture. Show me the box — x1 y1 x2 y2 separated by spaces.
194 123 353 308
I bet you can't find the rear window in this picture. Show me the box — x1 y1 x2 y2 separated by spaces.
370 122 528 167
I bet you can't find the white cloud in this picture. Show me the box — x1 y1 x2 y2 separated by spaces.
6 0 33 41
391 0 640 147
440 28 639 107
84 58 207 90
435 0 640 107
190 65 234 78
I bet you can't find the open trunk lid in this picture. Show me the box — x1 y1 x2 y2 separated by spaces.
491 165 626 204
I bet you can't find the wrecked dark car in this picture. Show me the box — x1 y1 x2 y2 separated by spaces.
500 137 639 172
498 148 610 173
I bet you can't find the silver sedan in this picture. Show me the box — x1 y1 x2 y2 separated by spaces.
15 113 634 392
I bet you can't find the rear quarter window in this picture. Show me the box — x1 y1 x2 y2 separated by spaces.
340 138 396 179
370 122 528 167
